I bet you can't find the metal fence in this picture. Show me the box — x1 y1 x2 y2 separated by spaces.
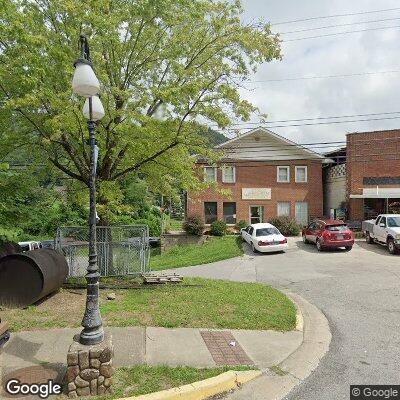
55 225 150 277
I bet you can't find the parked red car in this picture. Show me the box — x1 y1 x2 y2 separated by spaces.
302 219 355 251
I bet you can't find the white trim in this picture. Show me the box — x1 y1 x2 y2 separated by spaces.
277 166 290 183
295 166 308 183
203 166 217 182
216 127 326 160
221 165 236 183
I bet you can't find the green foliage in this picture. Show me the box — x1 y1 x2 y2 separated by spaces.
0 0 281 223
0 166 87 240
210 220 228 236
133 218 161 237
235 220 248 231
268 216 302 236
0 227 22 243
183 215 205 236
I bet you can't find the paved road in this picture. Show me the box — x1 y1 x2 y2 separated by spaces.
168 238 400 400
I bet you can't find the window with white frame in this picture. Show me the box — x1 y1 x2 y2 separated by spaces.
295 202 308 226
277 202 291 217
204 166 217 182
222 166 236 183
277 166 290 183
295 166 308 183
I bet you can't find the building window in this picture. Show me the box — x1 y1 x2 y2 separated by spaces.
277 202 291 217
295 166 308 183
250 206 264 224
204 202 217 224
204 166 217 182
222 166 236 183
295 202 308 226
277 166 290 183
223 202 236 224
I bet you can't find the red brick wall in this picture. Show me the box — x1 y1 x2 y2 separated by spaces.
187 160 323 225
347 129 400 220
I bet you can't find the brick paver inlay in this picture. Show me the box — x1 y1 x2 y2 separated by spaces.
200 330 254 366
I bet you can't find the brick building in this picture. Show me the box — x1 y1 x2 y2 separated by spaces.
187 127 330 226
347 129 400 220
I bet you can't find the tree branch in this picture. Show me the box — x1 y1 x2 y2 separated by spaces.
112 141 179 180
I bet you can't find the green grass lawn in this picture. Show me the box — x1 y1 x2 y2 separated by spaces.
3 278 296 332
150 235 243 271
100 278 296 331
93 365 254 399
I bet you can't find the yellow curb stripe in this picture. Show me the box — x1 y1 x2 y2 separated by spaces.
119 370 262 400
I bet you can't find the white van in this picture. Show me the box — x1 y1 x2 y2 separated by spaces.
18 241 41 252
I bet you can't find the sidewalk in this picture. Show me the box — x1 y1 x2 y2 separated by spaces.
1 325 302 381
0 292 331 400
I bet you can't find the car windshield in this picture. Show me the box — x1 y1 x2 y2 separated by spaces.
256 227 280 236
325 225 348 232
387 217 400 227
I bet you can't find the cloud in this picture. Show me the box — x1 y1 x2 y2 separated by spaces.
236 0 400 149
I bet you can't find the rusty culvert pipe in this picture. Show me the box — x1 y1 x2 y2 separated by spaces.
0 249 68 308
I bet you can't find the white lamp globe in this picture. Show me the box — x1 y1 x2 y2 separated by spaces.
83 96 105 121
72 61 100 97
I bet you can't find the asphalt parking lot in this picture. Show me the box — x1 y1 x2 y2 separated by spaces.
170 237 400 400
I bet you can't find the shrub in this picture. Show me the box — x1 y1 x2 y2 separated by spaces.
210 220 228 236
183 215 205 236
268 216 301 236
235 220 247 231
133 218 161 237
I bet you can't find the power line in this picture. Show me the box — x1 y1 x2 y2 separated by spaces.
223 135 400 151
282 24 400 42
223 140 346 148
279 16 400 35
247 70 400 83
210 111 400 128
214 116 400 131
271 7 400 26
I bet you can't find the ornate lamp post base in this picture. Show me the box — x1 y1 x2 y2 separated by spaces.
66 333 114 398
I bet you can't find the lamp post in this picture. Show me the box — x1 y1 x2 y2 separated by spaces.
72 34 105 345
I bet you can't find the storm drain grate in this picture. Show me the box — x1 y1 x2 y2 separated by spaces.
200 330 254 366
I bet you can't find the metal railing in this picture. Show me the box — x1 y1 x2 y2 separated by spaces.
55 225 150 277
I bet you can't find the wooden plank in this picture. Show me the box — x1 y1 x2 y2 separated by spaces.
0 321 9 335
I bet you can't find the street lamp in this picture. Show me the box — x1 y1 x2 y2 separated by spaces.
72 34 105 345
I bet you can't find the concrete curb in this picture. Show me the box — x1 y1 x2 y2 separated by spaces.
225 292 331 399
120 370 262 400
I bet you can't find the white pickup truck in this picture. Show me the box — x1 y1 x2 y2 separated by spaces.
362 214 400 254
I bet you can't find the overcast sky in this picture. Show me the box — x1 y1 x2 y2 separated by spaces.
232 0 400 150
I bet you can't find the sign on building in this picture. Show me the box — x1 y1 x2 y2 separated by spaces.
242 188 272 200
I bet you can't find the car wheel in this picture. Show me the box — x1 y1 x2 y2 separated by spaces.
316 239 323 252
251 242 257 253
388 239 397 254
366 232 374 244
302 234 309 244
344 246 352 251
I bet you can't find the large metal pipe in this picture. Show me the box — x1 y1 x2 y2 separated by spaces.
0 249 68 308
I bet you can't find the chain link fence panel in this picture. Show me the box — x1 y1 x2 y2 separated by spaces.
55 225 150 277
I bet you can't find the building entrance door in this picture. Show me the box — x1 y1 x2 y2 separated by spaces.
250 206 264 224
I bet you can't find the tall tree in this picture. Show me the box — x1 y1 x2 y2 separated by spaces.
0 0 280 222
